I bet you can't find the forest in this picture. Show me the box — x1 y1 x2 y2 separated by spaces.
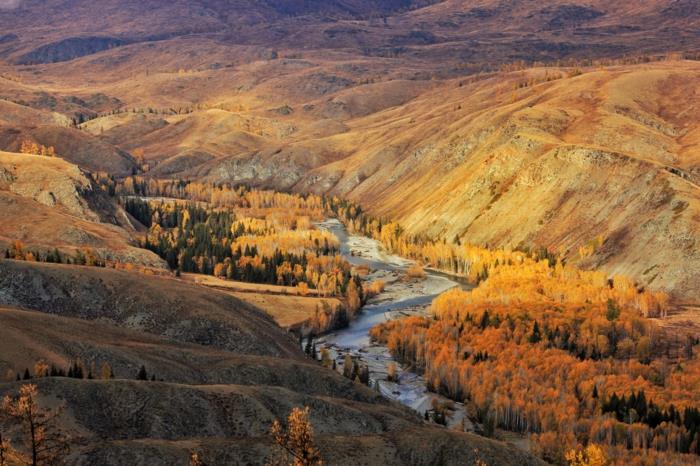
370 289 699 465
121 193 365 333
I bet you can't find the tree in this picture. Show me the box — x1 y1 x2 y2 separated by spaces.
685 336 694 360
606 299 620 322
269 407 322 466
213 262 226 278
319 349 332 369
342 355 353 379
636 336 652 362
1 384 69 466
33 361 49 379
189 451 204 466
529 321 541 344
100 363 113 380
297 282 310 297
387 363 398 383
0 430 9 466
565 444 607 466
136 365 148 381
345 279 361 315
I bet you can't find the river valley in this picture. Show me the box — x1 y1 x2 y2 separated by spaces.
316 219 475 431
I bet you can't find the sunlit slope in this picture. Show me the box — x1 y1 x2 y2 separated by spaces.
299 61 700 301
0 151 163 267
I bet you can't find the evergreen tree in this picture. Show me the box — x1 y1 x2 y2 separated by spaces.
137 365 148 381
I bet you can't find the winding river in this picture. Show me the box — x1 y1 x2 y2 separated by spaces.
316 219 474 430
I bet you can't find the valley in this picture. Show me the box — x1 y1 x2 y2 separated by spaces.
0 1 699 465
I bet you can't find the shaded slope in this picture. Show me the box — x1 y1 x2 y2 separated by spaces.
0 261 297 359
0 262 542 466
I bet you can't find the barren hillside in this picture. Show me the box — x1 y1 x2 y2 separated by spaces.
0 151 163 266
0 262 541 465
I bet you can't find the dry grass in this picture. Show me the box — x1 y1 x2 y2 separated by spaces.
182 273 318 296
406 263 426 279
226 292 342 329
182 273 342 329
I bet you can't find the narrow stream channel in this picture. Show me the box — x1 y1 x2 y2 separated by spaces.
316 219 475 430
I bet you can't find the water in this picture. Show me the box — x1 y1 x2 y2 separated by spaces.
315 219 474 429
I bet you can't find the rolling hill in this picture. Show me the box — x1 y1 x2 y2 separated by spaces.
0 261 542 465
0 151 162 266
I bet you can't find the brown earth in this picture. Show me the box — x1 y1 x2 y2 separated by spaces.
183 273 344 329
0 151 163 266
0 261 542 465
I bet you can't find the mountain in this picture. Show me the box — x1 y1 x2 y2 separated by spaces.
0 1 698 301
1 0 699 65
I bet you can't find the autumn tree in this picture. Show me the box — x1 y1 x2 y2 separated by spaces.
319 349 332 369
1 384 69 466
297 282 310 297
19 140 39 155
33 361 49 379
406 263 426 279
189 451 205 466
100 362 113 380
345 279 361 316
268 407 322 466
387 363 398 383
565 444 607 466
342 355 353 379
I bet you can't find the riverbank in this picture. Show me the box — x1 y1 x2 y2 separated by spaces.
316 219 474 430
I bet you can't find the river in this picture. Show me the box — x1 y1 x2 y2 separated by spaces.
316 219 474 430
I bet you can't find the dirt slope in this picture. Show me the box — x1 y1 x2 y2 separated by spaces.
0 151 163 266
0 262 542 465
0 261 297 358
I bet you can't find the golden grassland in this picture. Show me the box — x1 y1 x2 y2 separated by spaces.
182 273 342 330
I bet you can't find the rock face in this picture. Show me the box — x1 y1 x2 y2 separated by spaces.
0 262 543 466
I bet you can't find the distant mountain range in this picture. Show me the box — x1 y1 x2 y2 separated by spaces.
1 0 699 65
